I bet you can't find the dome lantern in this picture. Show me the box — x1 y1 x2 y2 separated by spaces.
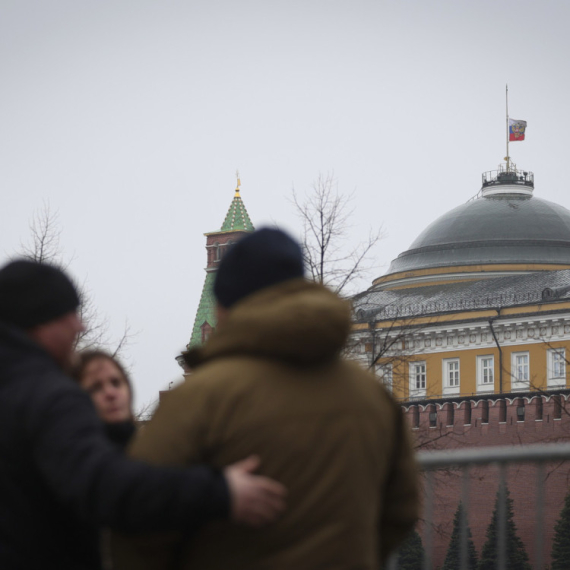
481 162 534 197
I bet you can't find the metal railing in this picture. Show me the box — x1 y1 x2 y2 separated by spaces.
389 442 570 570
481 165 534 189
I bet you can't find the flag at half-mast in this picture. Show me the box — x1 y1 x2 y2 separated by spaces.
509 118 527 141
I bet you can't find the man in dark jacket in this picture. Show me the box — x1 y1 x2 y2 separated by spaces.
0 260 285 570
114 228 419 570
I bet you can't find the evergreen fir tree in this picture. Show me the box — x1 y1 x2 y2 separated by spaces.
551 490 570 570
442 502 478 570
396 530 425 570
478 484 531 570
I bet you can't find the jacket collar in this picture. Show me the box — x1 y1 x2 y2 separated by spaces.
0 320 59 369
186 279 351 370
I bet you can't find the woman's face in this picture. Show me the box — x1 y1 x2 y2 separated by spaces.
80 357 132 424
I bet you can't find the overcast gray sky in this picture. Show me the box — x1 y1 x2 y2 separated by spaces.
2 0 569 407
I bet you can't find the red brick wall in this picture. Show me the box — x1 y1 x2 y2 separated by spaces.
205 231 248 269
404 394 570 567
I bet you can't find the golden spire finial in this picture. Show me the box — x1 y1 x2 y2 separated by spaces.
235 169 241 197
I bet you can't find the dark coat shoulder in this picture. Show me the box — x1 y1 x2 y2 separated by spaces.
0 324 229 570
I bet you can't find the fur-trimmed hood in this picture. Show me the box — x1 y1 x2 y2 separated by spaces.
185 279 351 369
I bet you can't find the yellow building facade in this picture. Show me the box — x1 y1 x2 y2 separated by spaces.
352 164 570 404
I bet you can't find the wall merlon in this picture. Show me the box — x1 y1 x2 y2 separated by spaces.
403 392 570 438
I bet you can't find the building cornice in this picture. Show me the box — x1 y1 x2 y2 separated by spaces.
373 263 570 289
351 311 570 360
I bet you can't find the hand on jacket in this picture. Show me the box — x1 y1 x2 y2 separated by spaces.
224 455 287 527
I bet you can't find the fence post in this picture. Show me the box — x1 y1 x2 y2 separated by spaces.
535 463 545 570
423 470 434 570
460 468 470 570
497 465 507 570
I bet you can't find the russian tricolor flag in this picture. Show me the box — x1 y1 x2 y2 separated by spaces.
509 119 527 141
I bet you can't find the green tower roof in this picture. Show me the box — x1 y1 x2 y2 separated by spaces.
219 189 255 232
187 180 254 350
187 270 217 349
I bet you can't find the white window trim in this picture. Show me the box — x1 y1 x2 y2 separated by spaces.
477 355 495 393
511 351 530 391
409 361 426 398
376 364 393 393
442 358 460 395
547 348 566 388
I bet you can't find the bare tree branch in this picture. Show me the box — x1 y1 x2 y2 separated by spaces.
17 203 135 356
111 320 138 359
134 398 158 423
291 172 384 295
19 200 71 267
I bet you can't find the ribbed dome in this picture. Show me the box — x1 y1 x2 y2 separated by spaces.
387 193 570 275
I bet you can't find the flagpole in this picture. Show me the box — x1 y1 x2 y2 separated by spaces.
506 84 510 172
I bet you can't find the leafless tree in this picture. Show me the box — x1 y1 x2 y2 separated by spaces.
134 398 158 424
291 172 383 296
292 175 462 453
349 306 469 455
17 202 135 357
367 313 423 371
20 202 69 267
348 300 431 380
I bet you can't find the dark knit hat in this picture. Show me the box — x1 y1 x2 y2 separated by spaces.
214 227 305 308
0 260 81 329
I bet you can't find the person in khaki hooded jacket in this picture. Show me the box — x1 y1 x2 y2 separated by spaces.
114 228 419 570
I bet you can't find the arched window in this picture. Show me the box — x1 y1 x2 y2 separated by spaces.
201 322 214 343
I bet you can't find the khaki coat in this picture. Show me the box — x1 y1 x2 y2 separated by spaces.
114 279 419 570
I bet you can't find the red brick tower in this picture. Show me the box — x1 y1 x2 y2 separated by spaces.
176 177 254 368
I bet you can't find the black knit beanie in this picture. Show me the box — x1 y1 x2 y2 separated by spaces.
0 260 81 329
214 227 305 308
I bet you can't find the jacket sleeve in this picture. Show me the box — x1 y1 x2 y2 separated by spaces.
125 383 212 468
28 380 229 532
379 400 420 563
111 379 218 569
